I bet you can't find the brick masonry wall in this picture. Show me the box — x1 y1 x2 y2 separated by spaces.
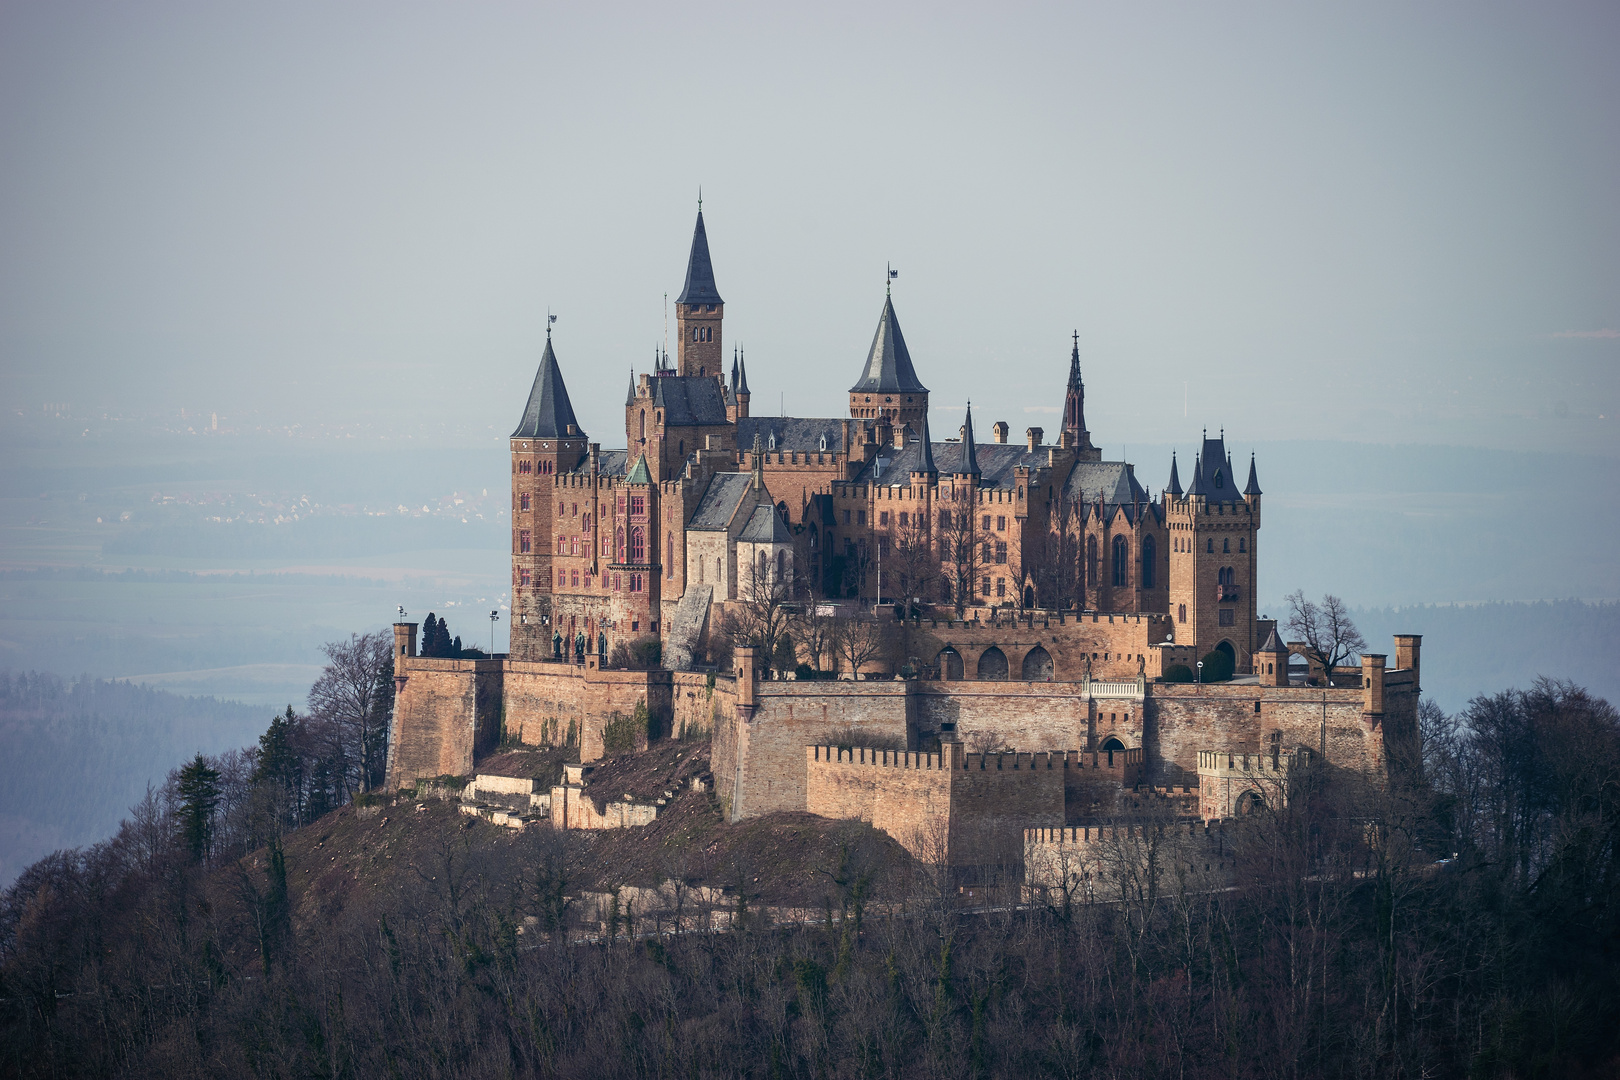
950 751 1066 872
672 671 735 740
909 611 1169 683
503 660 672 762
804 746 954 860
1025 822 1235 897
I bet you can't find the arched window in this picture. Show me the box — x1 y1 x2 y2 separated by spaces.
1206 538 1214 553
639 411 646 440
1223 538 1230 553
1112 535 1129 587
716 556 723 582
631 528 645 562
616 527 625 562
1086 535 1098 588
698 557 705 584
1142 535 1156 589
976 647 1009 681
1021 645 1053 680
667 533 675 577
776 550 785 579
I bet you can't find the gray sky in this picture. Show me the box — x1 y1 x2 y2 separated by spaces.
2 1 1616 461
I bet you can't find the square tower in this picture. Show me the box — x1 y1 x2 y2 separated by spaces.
1163 438 1261 672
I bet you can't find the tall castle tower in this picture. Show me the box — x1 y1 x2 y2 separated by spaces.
1164 434 1260 670
674 209 724 378
848 294 929 432
509 330 587 659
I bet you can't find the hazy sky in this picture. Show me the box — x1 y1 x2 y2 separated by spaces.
2 1 1616 459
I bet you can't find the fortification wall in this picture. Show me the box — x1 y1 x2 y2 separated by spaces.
1146 683 1373 785
914 681 1092 751
502 659 670 762
718 680 912 820
912 611 1171 683
386 657 502 789
804 746 954 860
1024 821 1235 898
949 751 1066 872
672 671 735 741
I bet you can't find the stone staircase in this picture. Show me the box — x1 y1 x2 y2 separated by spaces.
662 584 713 671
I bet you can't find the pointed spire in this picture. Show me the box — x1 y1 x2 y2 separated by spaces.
676 209 723 305
1244 453 1262 496
1062 331 1091 450
916 411 937 476
625 453 652 485
751 430 765 490
512 335 584 439
730 349 739 393
959 402 980 476
737 347 750 395
625 368 637 407
850 296 927 394
1186 453 1208 496
1167 451 1183 496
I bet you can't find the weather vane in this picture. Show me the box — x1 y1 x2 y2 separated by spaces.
547 309 556 337
887 262 898 297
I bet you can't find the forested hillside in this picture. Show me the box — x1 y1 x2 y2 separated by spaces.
0 672 267 886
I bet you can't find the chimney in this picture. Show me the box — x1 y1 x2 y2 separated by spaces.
992 421 1009 444
1394 635 1421 694
1025 427 1043 451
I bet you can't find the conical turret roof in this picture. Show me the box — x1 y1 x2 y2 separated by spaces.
512 335 583 439
1167 452 1183 496
850 297 927 394
675 210 723 305
959 403 980 476
916 412 937 476
1244 453 1262 496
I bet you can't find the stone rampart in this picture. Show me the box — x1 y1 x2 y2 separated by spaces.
386 657 503 790
1024 820 1234 900
1195 748 1311 821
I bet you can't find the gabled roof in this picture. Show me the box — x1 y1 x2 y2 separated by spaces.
1167 452 1183 496
687 472 755 531
738 504 793 544
676 210 723 306
849 297 928 394
511 336 583 439
737 416 844 453
625 454 652 485
651 376 729 426
1244 453 1262 496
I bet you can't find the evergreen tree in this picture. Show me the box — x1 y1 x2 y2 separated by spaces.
421 614 441 657
254 706 304 830
451 634 463 658
175 753 222 863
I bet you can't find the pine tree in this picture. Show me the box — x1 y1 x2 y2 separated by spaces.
254 706 304 830
175 753 222 863
421 614 441 657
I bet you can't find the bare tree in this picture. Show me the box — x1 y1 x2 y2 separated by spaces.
307 629 394 795
942 503 984 617
887 507 939 611
1028 490 1084 611
729 548 794 675
1284 590 1366 685
833 612 888 680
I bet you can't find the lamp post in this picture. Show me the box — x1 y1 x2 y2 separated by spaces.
1197 660 1204 684
489 610 499 655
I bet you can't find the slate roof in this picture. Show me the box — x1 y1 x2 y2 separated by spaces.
1063 460 1150 508
676 211 723 306
1244 454 1262 496
1167 453 1183 496
687 472 755 531
1187 436 1243 502
738 504 793 544
565 450 628 478
736 416 844 454
959 404 980 476
849 297 927 394
511 336 583 439
853 437 1043 490
651 376 729 426
625 454 652 485
1258 628 1285 653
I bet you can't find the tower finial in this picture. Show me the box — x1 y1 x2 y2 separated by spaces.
547 308 556 339
886 262 898 298
697 186 701 212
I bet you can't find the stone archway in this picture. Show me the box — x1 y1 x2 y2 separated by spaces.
1023 585 1035 609
936 647 964 681
1216 640 1236 666
976 646 1009 681
1100 735 1125 767
1020 645 1053 681
1236 789 1266 816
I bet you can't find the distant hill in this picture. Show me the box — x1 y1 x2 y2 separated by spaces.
0 672 268 887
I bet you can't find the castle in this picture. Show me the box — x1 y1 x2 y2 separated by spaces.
386 208 1421 881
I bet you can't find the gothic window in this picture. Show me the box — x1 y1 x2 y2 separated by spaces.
1086 536 1098 587
819 434 828 451
941 578 952 602
776 550 785 579
631 528 645 562
519 568 530 585
1142 535 1156 589
1112 536 1128 587
716 556 723 582
616 527 625 562
520 530 531 553
639 411 646 440
520 492 530 511
1223 538 1230 553
1207 538 1214 553
1178 603 1187 623
1218 566 1235 585
1239 538 1246 553
630 495 645 516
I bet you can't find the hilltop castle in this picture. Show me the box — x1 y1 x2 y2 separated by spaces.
386 208 1421 880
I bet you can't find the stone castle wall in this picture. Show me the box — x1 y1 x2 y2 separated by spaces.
386 657 503 788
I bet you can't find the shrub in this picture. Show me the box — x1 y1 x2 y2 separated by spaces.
1199 649 1236 683
1162 664 1194 683
602 700 656 755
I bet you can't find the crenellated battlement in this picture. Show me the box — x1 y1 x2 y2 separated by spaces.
1196 748 1311 778
806 744 1144 775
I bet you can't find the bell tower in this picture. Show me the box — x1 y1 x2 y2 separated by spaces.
675 206 724 378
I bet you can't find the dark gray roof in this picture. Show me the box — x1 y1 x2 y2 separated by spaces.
1063 460 1149 507
651 376 729 426
737 416 843 453
688 472 754 531
675 211 723 306
916 412 936 475
738 504 792 544
511 336 583 439
849 297 927 394
1244 454 1262 496
567 449 629 478
1258 628 1284 653
1184 436 1241 501
854 437 1041 489
959 404 980 476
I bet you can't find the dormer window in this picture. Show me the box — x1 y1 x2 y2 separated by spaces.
819 434 828 451
768 433 776 451
1214 469 1224 489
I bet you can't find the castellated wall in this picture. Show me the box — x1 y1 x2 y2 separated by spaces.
1024 821 1235 899
717 681 912 821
